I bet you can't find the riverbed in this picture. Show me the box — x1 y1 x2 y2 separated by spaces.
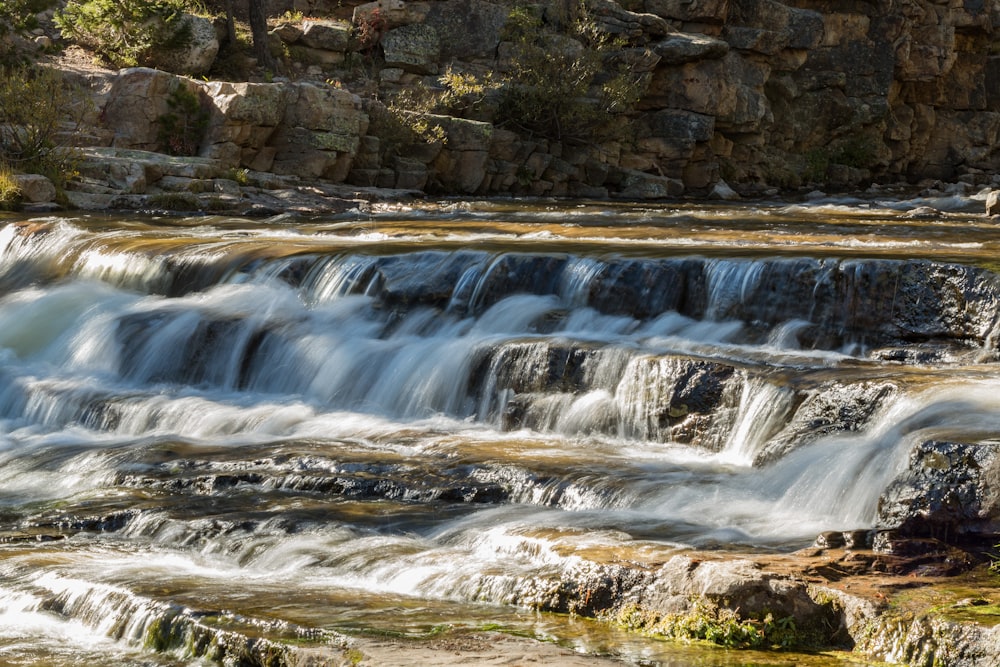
0 195 997 665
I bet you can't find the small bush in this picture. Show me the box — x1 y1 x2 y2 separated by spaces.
54 0 193 68
148 191 199 211
0 162 22 210
156 84 211 156
495 3 646 142
0 65 85 185
0 0 54 35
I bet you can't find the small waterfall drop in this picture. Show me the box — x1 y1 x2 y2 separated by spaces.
0 205 998 665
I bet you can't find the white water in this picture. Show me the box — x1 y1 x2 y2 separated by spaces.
0 203 998 664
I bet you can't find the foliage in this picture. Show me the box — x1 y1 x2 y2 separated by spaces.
148 191 199 211
493 2 647 142
156 84 211 156
374 1 646 149
435 68 497 118
225 167 249 186
279 10 305 23
0 0 54 35
833 135 876 169
209 28 255 81
803 148 829 183
367 100 445 160
54 0 193 68
0 162 22 211
353 7 386 55
0 65 85 184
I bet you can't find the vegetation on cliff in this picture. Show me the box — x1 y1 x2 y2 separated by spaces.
0 0 998 204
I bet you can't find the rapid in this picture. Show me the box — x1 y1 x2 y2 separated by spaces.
0 195 999 665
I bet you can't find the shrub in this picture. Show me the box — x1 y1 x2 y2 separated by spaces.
54 0 193 68
0 65 85 184
0 0 54 35
493 3 646 143
156 84 211 156
0 162 22 210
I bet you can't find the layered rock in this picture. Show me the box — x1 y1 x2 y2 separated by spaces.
49 0 1000 200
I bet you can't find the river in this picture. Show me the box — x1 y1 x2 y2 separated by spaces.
0 194 997 665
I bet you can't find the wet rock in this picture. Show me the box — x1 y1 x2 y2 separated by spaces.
815 531 846 549
585 259 690 319
617 355 738 445
758 381 896 464
903 206 941 219
843 530 872 549
876 439 1000 543
708 179 740 200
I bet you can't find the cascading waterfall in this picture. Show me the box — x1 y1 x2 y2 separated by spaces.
1 204 999 665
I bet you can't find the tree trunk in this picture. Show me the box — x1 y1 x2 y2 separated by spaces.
224 0 236 45
248 0 273 71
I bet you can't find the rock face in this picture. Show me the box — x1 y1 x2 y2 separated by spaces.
63 0 1000 197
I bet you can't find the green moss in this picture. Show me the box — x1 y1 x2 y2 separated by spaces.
148 192 199 211
608 599 829 651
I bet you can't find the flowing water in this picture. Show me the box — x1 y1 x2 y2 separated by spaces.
1 195 999 665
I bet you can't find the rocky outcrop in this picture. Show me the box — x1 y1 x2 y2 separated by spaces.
48 0 1000 200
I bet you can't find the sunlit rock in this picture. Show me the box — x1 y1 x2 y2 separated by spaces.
146 13 219 76
12 174 56 203
382 24 441 75
987 190 1000 216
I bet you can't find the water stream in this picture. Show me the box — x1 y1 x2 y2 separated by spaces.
1 196 999 664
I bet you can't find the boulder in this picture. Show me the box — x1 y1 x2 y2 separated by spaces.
424 0 509 60
709 179 739 200
12 174 56 203
876 440 1000 542
653 33 729 64
987 190 1000 216
615 169 685 199
299 20 351 52
382 24 441 75
586 0 671 42
99 68 179 150
283 84 368 135
353 0 428 29
643 52 771 132
146 13 219 76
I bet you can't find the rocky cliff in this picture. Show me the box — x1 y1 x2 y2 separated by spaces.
37 0 997 205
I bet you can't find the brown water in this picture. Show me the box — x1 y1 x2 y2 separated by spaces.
0 195 995 665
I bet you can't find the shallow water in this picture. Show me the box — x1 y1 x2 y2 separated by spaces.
0 195 996 665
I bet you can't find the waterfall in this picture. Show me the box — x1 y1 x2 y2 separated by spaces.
0 206 998 664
